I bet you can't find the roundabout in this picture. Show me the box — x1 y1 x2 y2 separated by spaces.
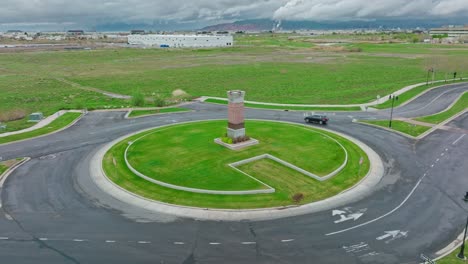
0 83 466 263
91 119 383 220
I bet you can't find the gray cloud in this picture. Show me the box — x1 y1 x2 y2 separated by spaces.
273 0 468 20
0 0 466 28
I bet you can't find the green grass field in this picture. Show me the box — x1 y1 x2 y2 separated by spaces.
1 35 468 132
361 120 431 137
437 251 467 264
128 107 190 118
0 112 82 145
104 120 370 209
416 92 468 124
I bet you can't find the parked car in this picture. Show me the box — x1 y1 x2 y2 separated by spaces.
305 114 329 125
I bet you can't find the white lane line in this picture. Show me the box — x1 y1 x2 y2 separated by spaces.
281 239 295 243
73 239 85 242
105 240 116 243
137 241 151 244
431 164 434 168
241 242 256 245
39 238 48 241
173 242 185 245
326 173 428 236
0 237 8 240
436 158 440 162
453 134 465 145
209 242 221 245
441 153 445 156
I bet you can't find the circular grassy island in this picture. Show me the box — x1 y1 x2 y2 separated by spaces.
103 120 369 209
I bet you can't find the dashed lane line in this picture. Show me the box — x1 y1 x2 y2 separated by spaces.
209 242 221 245
241 242 257 245
281 239 295 243
173 242 185 245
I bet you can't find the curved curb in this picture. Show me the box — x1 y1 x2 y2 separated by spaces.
0 111 84 147
90 119 384 221
0 157 30 187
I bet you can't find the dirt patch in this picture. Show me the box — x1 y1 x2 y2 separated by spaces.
172 89 188 97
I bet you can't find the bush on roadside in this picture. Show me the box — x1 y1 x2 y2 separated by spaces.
132 91 145 107
153 96 166 107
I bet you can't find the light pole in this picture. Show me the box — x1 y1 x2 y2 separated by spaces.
458 193 468 259
388 94 398 128
457 215 468 259
426 68 433 86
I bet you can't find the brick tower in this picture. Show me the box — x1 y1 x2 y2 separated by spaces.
227 90 246 139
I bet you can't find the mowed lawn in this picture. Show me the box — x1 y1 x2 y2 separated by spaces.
105 120 370 209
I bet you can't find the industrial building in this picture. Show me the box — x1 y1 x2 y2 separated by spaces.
127 34 233 48
430 26 468 37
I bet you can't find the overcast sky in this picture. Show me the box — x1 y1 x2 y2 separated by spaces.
1 0 467 29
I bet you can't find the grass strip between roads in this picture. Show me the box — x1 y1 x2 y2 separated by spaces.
437 251 467 264
373 80 466 110
0 112 82 145
415 92 468 124
128 107 189 118
103 120 369 209
361 120 431 137
205 99 361 111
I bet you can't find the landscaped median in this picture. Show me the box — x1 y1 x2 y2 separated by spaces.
127 107 190 118
102 120 370 209
415 92 468 124
360 120 432 138
0 112 82 145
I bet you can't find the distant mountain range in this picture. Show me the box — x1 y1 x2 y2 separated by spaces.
200 18 468 32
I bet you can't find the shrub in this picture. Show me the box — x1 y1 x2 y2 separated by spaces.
154 96 166 107
132 91 145 107
292 193 304 204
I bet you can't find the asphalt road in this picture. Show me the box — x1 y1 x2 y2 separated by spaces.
0 83 467 264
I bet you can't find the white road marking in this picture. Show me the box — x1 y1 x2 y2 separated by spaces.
441 153 445 156
241 242 256 245
73 239 85 242
209 242 221 245
281 239 295 243
431 164 434 167
173 242 184 245
445 148 449 151
326 173 428 236
39 238 48 241
137 241 151 244
105 240 116 243
0 237 8 240
452 134 465 145
436 158 439 162
334 213 364 224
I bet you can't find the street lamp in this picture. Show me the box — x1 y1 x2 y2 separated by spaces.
388 94 398 128
457 215 468 259
426 68 434 86
458 194 468 259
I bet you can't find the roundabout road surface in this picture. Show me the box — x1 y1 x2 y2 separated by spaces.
0 83 467 263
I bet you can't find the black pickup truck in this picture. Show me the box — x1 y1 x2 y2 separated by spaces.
304 114 329 125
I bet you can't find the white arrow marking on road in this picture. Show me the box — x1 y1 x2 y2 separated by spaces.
376 230 408 241
334 213 364 224
332 210 347 216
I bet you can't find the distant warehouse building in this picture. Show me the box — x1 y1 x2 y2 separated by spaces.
127 34 233 48
430 26 468 37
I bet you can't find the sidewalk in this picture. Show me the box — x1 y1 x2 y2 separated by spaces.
0 110 81 138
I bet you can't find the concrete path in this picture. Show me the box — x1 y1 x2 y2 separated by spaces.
0 110 81 138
